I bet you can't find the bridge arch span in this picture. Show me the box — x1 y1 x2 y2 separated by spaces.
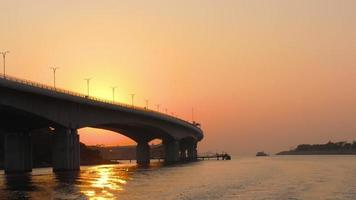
0 76 203 173
0 105 61 133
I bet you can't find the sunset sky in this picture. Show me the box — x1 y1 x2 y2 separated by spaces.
1 0 356 154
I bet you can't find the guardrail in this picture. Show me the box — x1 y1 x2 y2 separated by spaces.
0 74 198 127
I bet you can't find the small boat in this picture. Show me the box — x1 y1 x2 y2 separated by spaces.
256 151 269 156
223 154 231 160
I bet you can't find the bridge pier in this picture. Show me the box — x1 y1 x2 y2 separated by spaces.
136 142 150 165
164 140 180 163
187 142 198 161
180 143 188 161
4 132 32 174
52 128 80 172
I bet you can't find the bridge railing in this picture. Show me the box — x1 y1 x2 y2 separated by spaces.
0 74 197 128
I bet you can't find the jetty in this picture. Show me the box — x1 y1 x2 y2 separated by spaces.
197 153 231 160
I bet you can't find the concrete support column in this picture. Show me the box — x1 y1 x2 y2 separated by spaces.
187 142 198 161
180 144 187 161
52 128 80 171
193 144 198 159
73 130 80 170
164 140 180 163
136 142 150 165
4 132 32 173
187 146 194 160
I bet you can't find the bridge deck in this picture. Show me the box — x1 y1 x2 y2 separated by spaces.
0 74 200 130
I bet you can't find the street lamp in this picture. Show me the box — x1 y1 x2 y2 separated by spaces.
111 86 117 103
130 94 135 106
192 107 195 122
84 78 92 97
165 108 168 114
156 104 160 112
1 51 10 77
145 99 149 109
50 67 60 88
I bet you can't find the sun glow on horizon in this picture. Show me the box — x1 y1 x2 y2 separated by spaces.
2 0 356 154
79 128 136 146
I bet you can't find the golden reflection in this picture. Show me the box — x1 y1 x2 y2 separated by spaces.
80 165 129 199
82 190 95 197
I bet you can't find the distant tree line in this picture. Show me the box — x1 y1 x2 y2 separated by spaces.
295 141 356 151
277 141 356 155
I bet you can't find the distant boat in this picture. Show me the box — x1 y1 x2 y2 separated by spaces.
256 151 269 156
223 154 231 160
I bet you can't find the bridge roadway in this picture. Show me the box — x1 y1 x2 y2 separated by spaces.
0 75 203 173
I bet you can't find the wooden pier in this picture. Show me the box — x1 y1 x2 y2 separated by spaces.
197 153 231 160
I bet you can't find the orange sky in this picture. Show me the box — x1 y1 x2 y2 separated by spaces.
1 0 356 154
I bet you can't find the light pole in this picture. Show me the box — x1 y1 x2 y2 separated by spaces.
130 94 135 106
165 108 168 114
192 108 195 122
145 99 149 109
156 104 160 112
111 86 117 103
84 78 92 97
1 51 10 77
50 67 60 88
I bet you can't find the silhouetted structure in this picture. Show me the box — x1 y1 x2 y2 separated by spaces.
198 153 231 160
0 75 203 173
0 129 113 170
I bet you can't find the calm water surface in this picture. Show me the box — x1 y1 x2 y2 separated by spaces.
1 156 356 199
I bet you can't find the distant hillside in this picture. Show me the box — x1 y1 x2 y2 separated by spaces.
277 141 356 155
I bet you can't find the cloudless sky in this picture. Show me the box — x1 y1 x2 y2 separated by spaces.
1 0 356 154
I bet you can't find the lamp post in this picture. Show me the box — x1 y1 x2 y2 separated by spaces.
156 104 160 112
1 51 10 77
111 86 117 103
50 67 60 88
84 78 92 97
130 94 135 106
192 108 195 122
145 99 149 109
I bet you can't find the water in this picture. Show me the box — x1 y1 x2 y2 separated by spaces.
1 156 356 199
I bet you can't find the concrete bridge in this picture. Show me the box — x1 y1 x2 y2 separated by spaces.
0 75 203 173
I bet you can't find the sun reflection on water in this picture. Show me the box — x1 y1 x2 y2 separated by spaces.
80 165 130 199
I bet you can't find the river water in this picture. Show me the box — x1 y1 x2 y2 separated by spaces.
1 156 356 199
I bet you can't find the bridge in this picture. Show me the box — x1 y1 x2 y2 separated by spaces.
0 75 203 173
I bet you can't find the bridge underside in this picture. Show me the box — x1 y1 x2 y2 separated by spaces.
0 106 199 174
93 124 173 143
0 105 53 132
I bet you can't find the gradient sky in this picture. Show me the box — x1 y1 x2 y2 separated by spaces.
1 0 356 154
